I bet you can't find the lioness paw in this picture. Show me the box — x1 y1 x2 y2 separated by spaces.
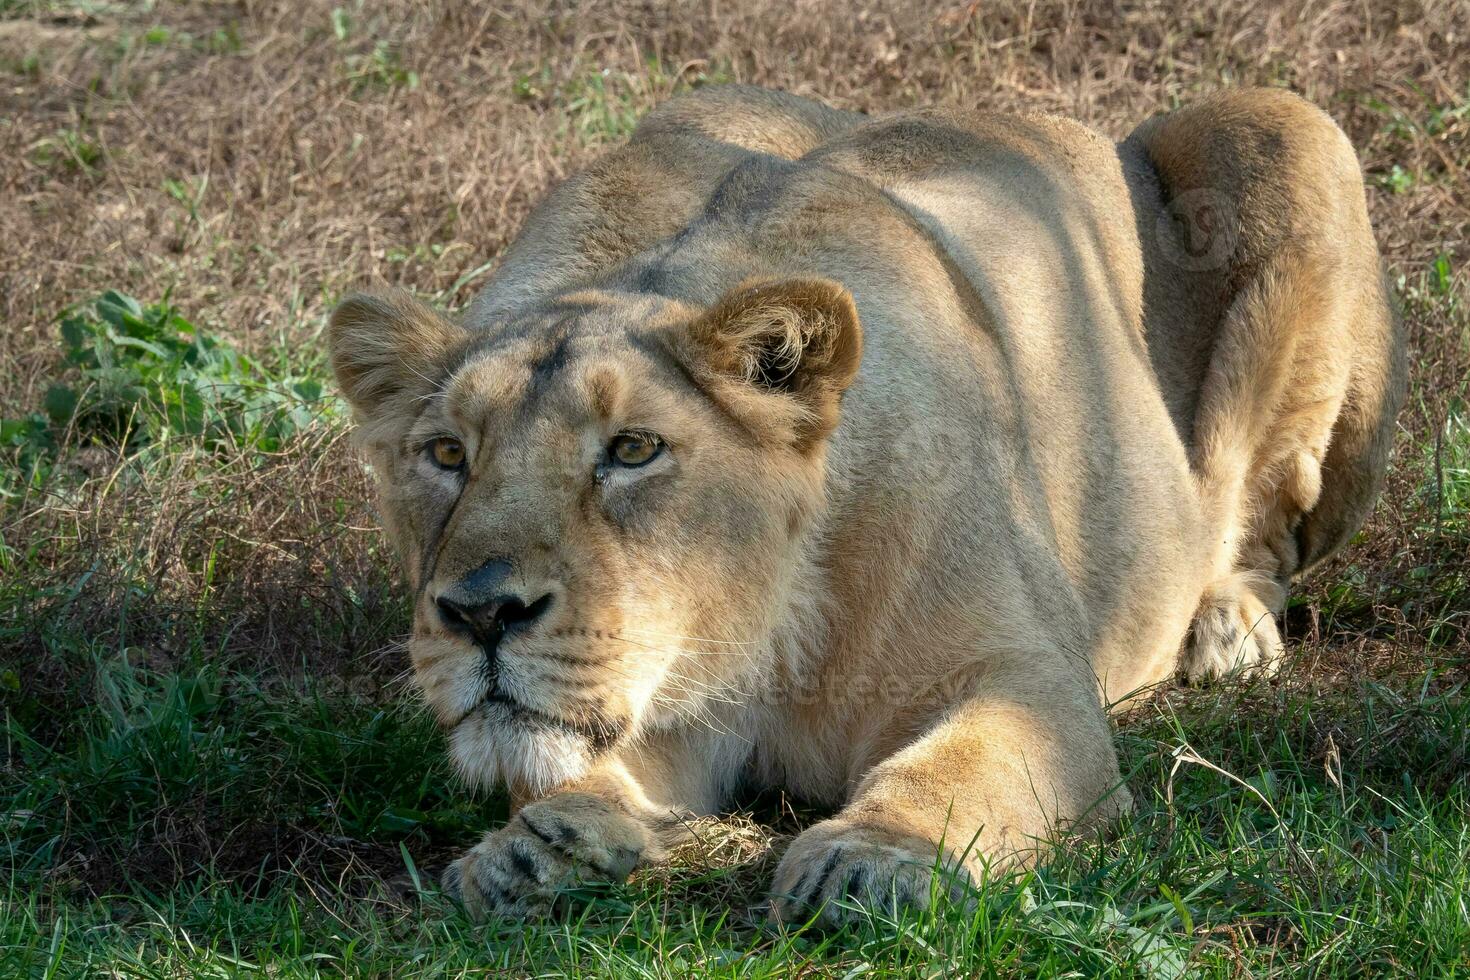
769 819 972 928
441 793 651 921
1180 590 1283 684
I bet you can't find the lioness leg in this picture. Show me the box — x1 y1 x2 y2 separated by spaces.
770 657 1129 926
441 735 720 919
1136 90 1404 680
1179 246 1352 679
443 785 667 920
1182 571 1284 683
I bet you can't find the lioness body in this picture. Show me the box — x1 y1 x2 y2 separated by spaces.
331 86 1402 923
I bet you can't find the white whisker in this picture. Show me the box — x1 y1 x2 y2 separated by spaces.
607 633 745 656
611 627 758 647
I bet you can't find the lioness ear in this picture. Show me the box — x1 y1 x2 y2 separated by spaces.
683 278 863 449
329 291 466 420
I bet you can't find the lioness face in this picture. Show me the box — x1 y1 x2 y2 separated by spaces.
330 282 861 794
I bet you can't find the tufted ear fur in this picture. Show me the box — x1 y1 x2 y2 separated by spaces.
328 291 467 422
681 278 863 450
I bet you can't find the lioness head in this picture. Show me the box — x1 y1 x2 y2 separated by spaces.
330 281 861 794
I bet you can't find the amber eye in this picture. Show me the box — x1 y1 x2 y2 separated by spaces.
428 437 466 470
610 432 662 467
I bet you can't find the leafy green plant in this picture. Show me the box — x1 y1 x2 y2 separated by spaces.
53 290 337 451
1 291 339 496
0 414 55 485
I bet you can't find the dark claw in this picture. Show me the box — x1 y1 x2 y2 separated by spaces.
803 848 844 906
481 874 515 910
519 814 565 850
520 814 577 862
506 837 544 884
522 812 582 848
843 866 868 903
519 813 618 879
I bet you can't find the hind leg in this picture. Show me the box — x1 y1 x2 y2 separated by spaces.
1180 394 1342 682
1175 247 1353 682
1180 571 1284 683
1136 89 1405 682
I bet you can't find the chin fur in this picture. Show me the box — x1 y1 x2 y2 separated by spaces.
448 701 595 795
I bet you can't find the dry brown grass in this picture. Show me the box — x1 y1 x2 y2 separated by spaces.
1 0 1465 721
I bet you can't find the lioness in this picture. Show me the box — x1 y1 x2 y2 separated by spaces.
329 86 1403 924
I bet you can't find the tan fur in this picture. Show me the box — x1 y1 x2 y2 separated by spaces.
330 86 1404 925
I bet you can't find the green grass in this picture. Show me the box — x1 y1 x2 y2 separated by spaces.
1 290 1466 977
3 658 1467 976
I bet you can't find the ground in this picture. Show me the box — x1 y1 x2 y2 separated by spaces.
1 0 1467 976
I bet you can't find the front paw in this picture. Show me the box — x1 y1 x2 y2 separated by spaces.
769 819 973 927
441 793 652 920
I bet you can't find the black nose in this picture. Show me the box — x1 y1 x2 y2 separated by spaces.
434 560 554 655
436 591 553 647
